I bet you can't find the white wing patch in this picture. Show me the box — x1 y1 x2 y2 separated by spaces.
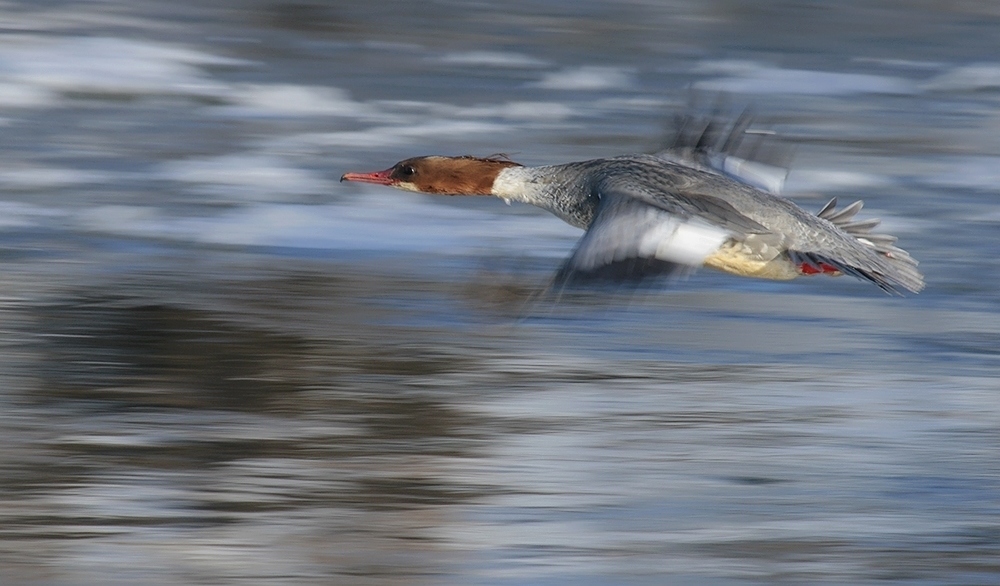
565 192 730 278
637 220 730 266
716 155 787 195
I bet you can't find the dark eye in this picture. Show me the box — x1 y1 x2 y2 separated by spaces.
397 165 416 177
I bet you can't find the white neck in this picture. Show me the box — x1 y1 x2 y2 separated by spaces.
491 166 560 207
489 165 593 229
491 166 528 200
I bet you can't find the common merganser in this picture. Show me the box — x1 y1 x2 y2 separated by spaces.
341 122 923 294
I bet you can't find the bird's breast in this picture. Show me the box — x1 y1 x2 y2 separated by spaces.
702 238 800 280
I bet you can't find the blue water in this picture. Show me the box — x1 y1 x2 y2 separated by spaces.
0 1 998 584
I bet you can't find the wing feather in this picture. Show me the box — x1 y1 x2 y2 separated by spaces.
556 188 730 284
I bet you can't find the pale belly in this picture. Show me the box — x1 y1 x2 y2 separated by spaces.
702 240 802 281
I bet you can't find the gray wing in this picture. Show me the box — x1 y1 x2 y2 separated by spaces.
654 109 790 194
597 167 772 237
787 198 925 294
647 110 924 294
555 186 731 284
611 158 925 294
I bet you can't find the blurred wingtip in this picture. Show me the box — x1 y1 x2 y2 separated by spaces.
652 94 793 194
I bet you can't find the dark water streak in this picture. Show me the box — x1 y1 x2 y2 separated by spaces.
0 1 998 584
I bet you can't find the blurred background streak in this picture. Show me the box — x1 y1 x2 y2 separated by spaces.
0 1 998 584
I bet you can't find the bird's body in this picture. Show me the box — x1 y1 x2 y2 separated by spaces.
341 125 923 294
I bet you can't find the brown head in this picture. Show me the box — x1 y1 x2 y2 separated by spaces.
340 155 521 196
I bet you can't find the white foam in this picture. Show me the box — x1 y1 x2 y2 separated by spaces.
0 200 67 229
368 99 576 122
922 63 1000 92
958 208 1000 223
924 155 1000 190
76 192 581 257
78 205 158 233
694 60 915 95
0 81 56 107
219 84 376 117
457 101 576 121
694 59 768 75
593 97 671 111
852 57 943 70
156 154 330 199
533 66 634 91
277 120 510 150
0 35 387 123
439 51 548 68
784 169 891 193
0 167 116 188
197 201 476 251
0 36 238 99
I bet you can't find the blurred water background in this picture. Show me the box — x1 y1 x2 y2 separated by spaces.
0 1 998 584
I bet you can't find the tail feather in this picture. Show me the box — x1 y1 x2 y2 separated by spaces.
838 218 882 233
653 106 926 295
805 198 924 294
816 197 838 218
817 198 864 224
789 250 921 295
861 233 897 245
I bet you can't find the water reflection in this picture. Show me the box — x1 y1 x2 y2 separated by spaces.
1 269 494 584
0 258 993 584
0 0 999 583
